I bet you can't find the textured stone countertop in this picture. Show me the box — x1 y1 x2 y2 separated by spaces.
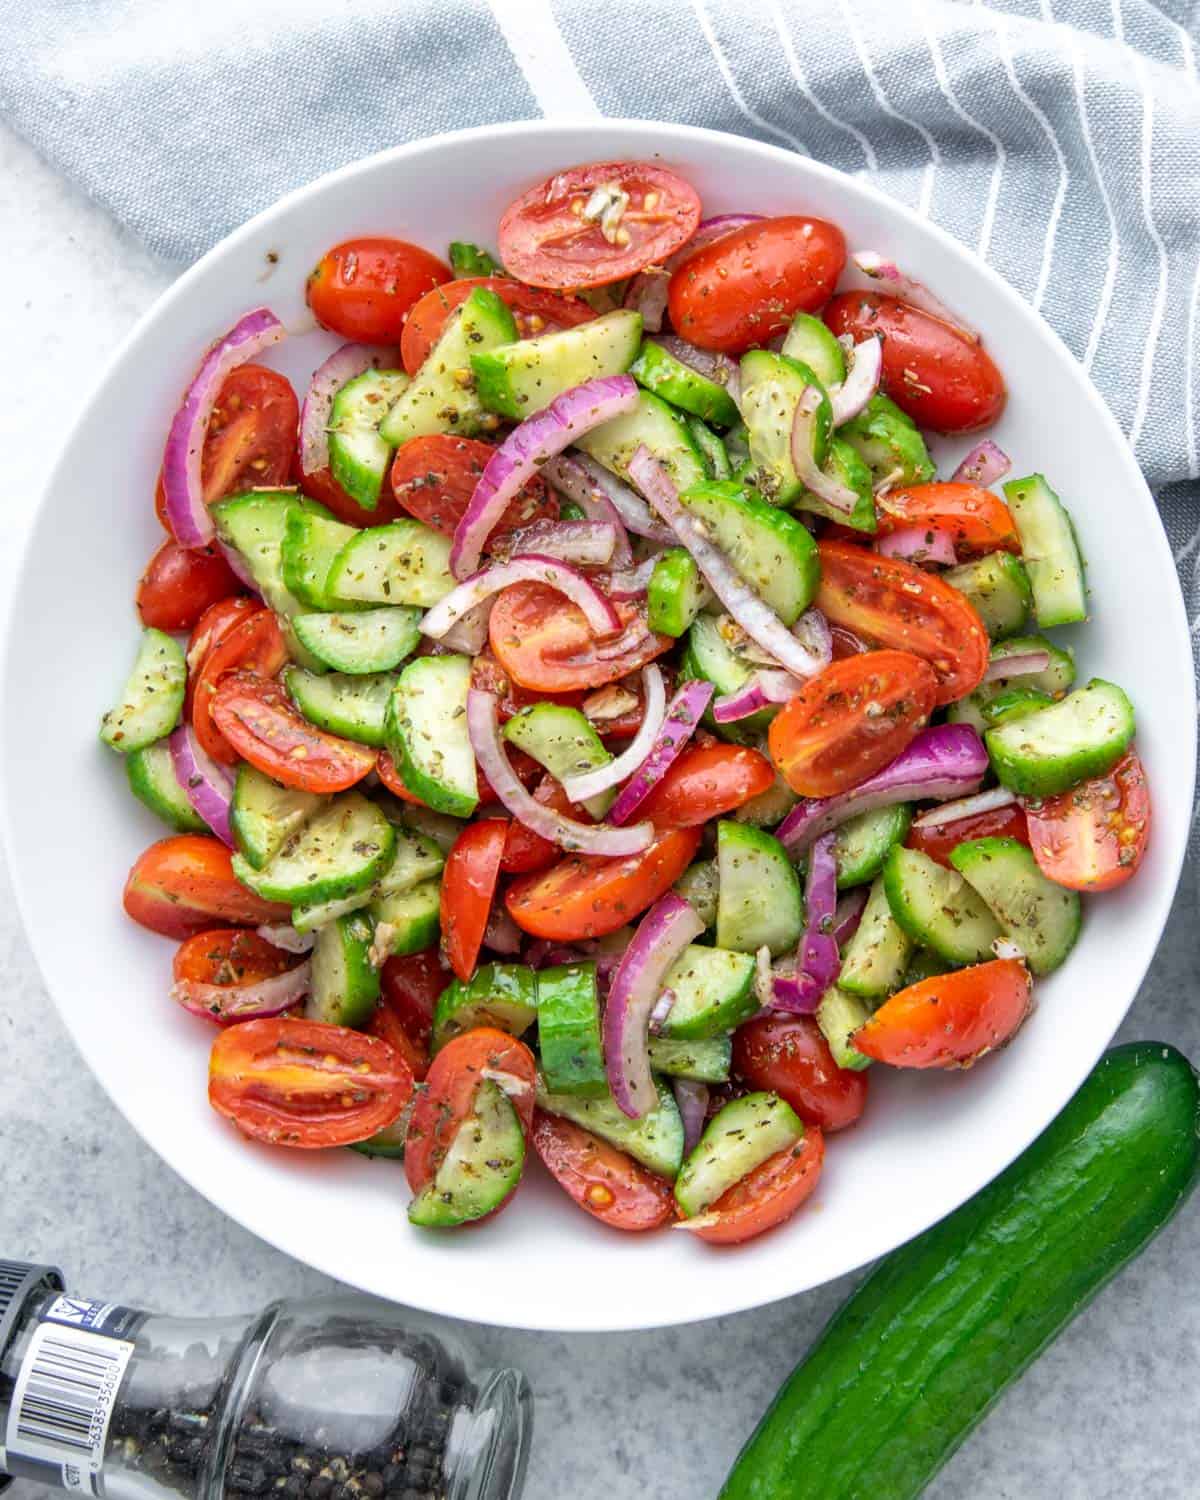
2 119 1199 1500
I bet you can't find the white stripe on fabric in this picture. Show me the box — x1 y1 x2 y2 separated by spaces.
692 0 809 155
767 0 878 172
1186 256 1200 477
1127 43 1170 450
485 0 600 120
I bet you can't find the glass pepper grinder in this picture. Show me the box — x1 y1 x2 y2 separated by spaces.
0 1261 530 1500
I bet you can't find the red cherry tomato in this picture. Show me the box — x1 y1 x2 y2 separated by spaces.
732 1015 868 1132
136 541 244 633
390 435 556 538
441 821 508 981
876 482 1020 556
668 217 847 354
470 652 585 722
824 292 1006 433
1024 750 1151 891
531 1111 676 1231
815 541 989 707
172 928 305 1024
489 581 672 694
190 607 288 763
400 277 595 375
830 623 870 659
767 650 937 798
505 827 702 941
368 995 431 1082
209 1018 414 1149
854 958 1032 1068
211 672 376 793
187 596 260 673
306 237 450 343
907 802 1030 869
297 461 402 529
379 948 449 1049
496 779 586 874
124 835 290 938
498 162 701 289
635 744 775 828
682 1129 825 1246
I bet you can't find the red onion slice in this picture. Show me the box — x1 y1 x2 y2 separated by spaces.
171 957 311 1025
299 343 397 478
712 668 802 723
911 786 1018 830
766 832 842 1014
653 336 739 391
829 336 882 427
467 689 654 857
852 251 981 344
981 650 1050 683
169 724 235 846
623 268 671 332
562 665 666 803
451 376 639 578
162 308 286 547
674 213 764 268
604 557 660 601
437 598 495 655
496 518 619 567
791 387 859 515
832 887 869 947
422 554 620 642
569 455 676 544
256 923 316 955
606 678 714 826
484 906 524 956
648 988 676 1035
673 1077 710 1156
876 527 958 567
952 439 1011 486
605 893 705 1117
538 455 636 566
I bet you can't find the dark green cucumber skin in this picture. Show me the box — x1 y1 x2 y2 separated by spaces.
720 1044 1200 1500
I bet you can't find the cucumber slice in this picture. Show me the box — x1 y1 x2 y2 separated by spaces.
648 1035 732 1084
233 793 395 906
385 655 478 817
391 802 465 856
794 437 877 534
326 520 454 609
680 481 819 626
838 875 914 1000
431 963 539 1052
348 1110 411 1160
985 678 1135 798
982 686 1053 727
688 417 733 480
716 821 804 957
733 765 799 829
537 963 607 1097
816 987 874 1072
883 845 1001 965
306 909 380 1027
947 634 1077 734
281 509 361 611
674 859 719 928
944 551 1032 642
291 608 421 675
656 944 757 1040
379 287 517 446
575 388 707 495
100 628 186 753
535 1074 685 1178
1003 473 1087 627
679 613 774 745
902 946 952 987
369 877 442 959
328 369 410 511
292 826 444 932
780 313 847 389
630 338 741 427
125 740 207 832
473 309 642 419
408 1079 525 1228
837 393 934 489
675 1092 804 1218
950 836 1082 976
448 241 497 277
648 548 708 637
211 491 312 622
284 667 395 748
739 350 830 505
231 764 327 871
502 702 613 818
834 804 912 890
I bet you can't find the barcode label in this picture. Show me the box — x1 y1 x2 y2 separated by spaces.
5 1320 134 1494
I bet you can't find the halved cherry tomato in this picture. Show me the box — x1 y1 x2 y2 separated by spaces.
470 651 584 721
187 596 260 677
174 927 301 988
390 435 556 538
209 1017 414 1149
137 541 243 632
505 826 702 941
379 949 448 1050
681 1129 825 1246
815 541 989 706
1024 750 1150 892
404 1028 537 1194
668 217 846 355
306 237 450 344
369 995 431 1082
124 835 290 938
907 802 1030 869
297 460 401 529
400 277 594 375
191 607 287 762
495 778 586 874
732 1015 868 1132
155 366 299 533
767 650 937 798
824 292 1006 433
531 1111 676 1231
876 482 1020 556
211 672 376 793
498 162 701 290
489 581 672 694
441 820 508 981
854 958 1031 1069
636 744 774 828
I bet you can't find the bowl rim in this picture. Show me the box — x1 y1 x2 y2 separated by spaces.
2 116 1192 1331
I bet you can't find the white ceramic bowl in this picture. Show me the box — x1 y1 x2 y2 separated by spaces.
3 120 1192 1332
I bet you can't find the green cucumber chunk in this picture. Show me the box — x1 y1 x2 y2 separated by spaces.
211 491 316 625
432 963 538 1052
982 686 1054 727
794 437 877 534
306 910 380 1027
535 1074 685 1178
408 1079 525 1228
575 388 708 495
630 338 741 427
537 963 607 1097
901 946 952 987
838 875 914 1000
326 519 454 609
688 417 733 480
284 666 395 748
232 793 394 906
837 393 934 489
291 608 421 675
944 551 1032 642
648 1036 733 1084
883 844 1001 965
385 655 478 816
680 480 819 625
834 804 912 890
473 309 642 419
391 802 465 856
780 313 847 388
656 944 757 1041
281 509 361 611
733 766 799 830
947 634 1076 735
679 613 774 745
648 548 708 637
448 241 497 276
328 369 410 511
292 827 444 933
716 821 804 957
502 702 613 819
675 1092 804 1218
231 765 327 872
368 877 442 959
738 350 830 505
816 987 874 1072
986 678 1134 798
125 741 207 832
1003 472 1087 627
674 859 719 928
950 836 1081 975
100 628 186 753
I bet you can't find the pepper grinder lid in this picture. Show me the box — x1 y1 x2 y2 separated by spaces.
0 1261 65 1493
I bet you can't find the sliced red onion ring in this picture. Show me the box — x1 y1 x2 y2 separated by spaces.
876 527 958 567
451 375 639 578
437 598 495 655
829 336 882 427
653 335 739 391
629 447 833 682
162 308 286 547
299 343 396 478
496 519 619 567
832 887 869 947
539 455 634 566
422 555 619 642
484 906 524 956
673 1078 710 1156
467 689 654 857
570 455 676 544
605 893 705 1117
623 268 671 332
256 923 316 955
981 649 1050 683
770 834 841 1014
712 668 801 723
604 557 660 600
778 724 988 855
911 786 1018 830
169 724 235 846
952 439 1011 487
648 988 676 1036
562 665 666 803
171 958 311 1025
791 387 859 515
606 678 714 826
852 251 981 344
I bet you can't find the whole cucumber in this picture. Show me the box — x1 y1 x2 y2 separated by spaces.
720 1043 1200 1499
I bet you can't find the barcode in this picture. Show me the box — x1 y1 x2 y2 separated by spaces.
15 1333 124 1453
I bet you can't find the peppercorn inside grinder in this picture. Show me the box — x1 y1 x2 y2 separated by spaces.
0 1261 530 1500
